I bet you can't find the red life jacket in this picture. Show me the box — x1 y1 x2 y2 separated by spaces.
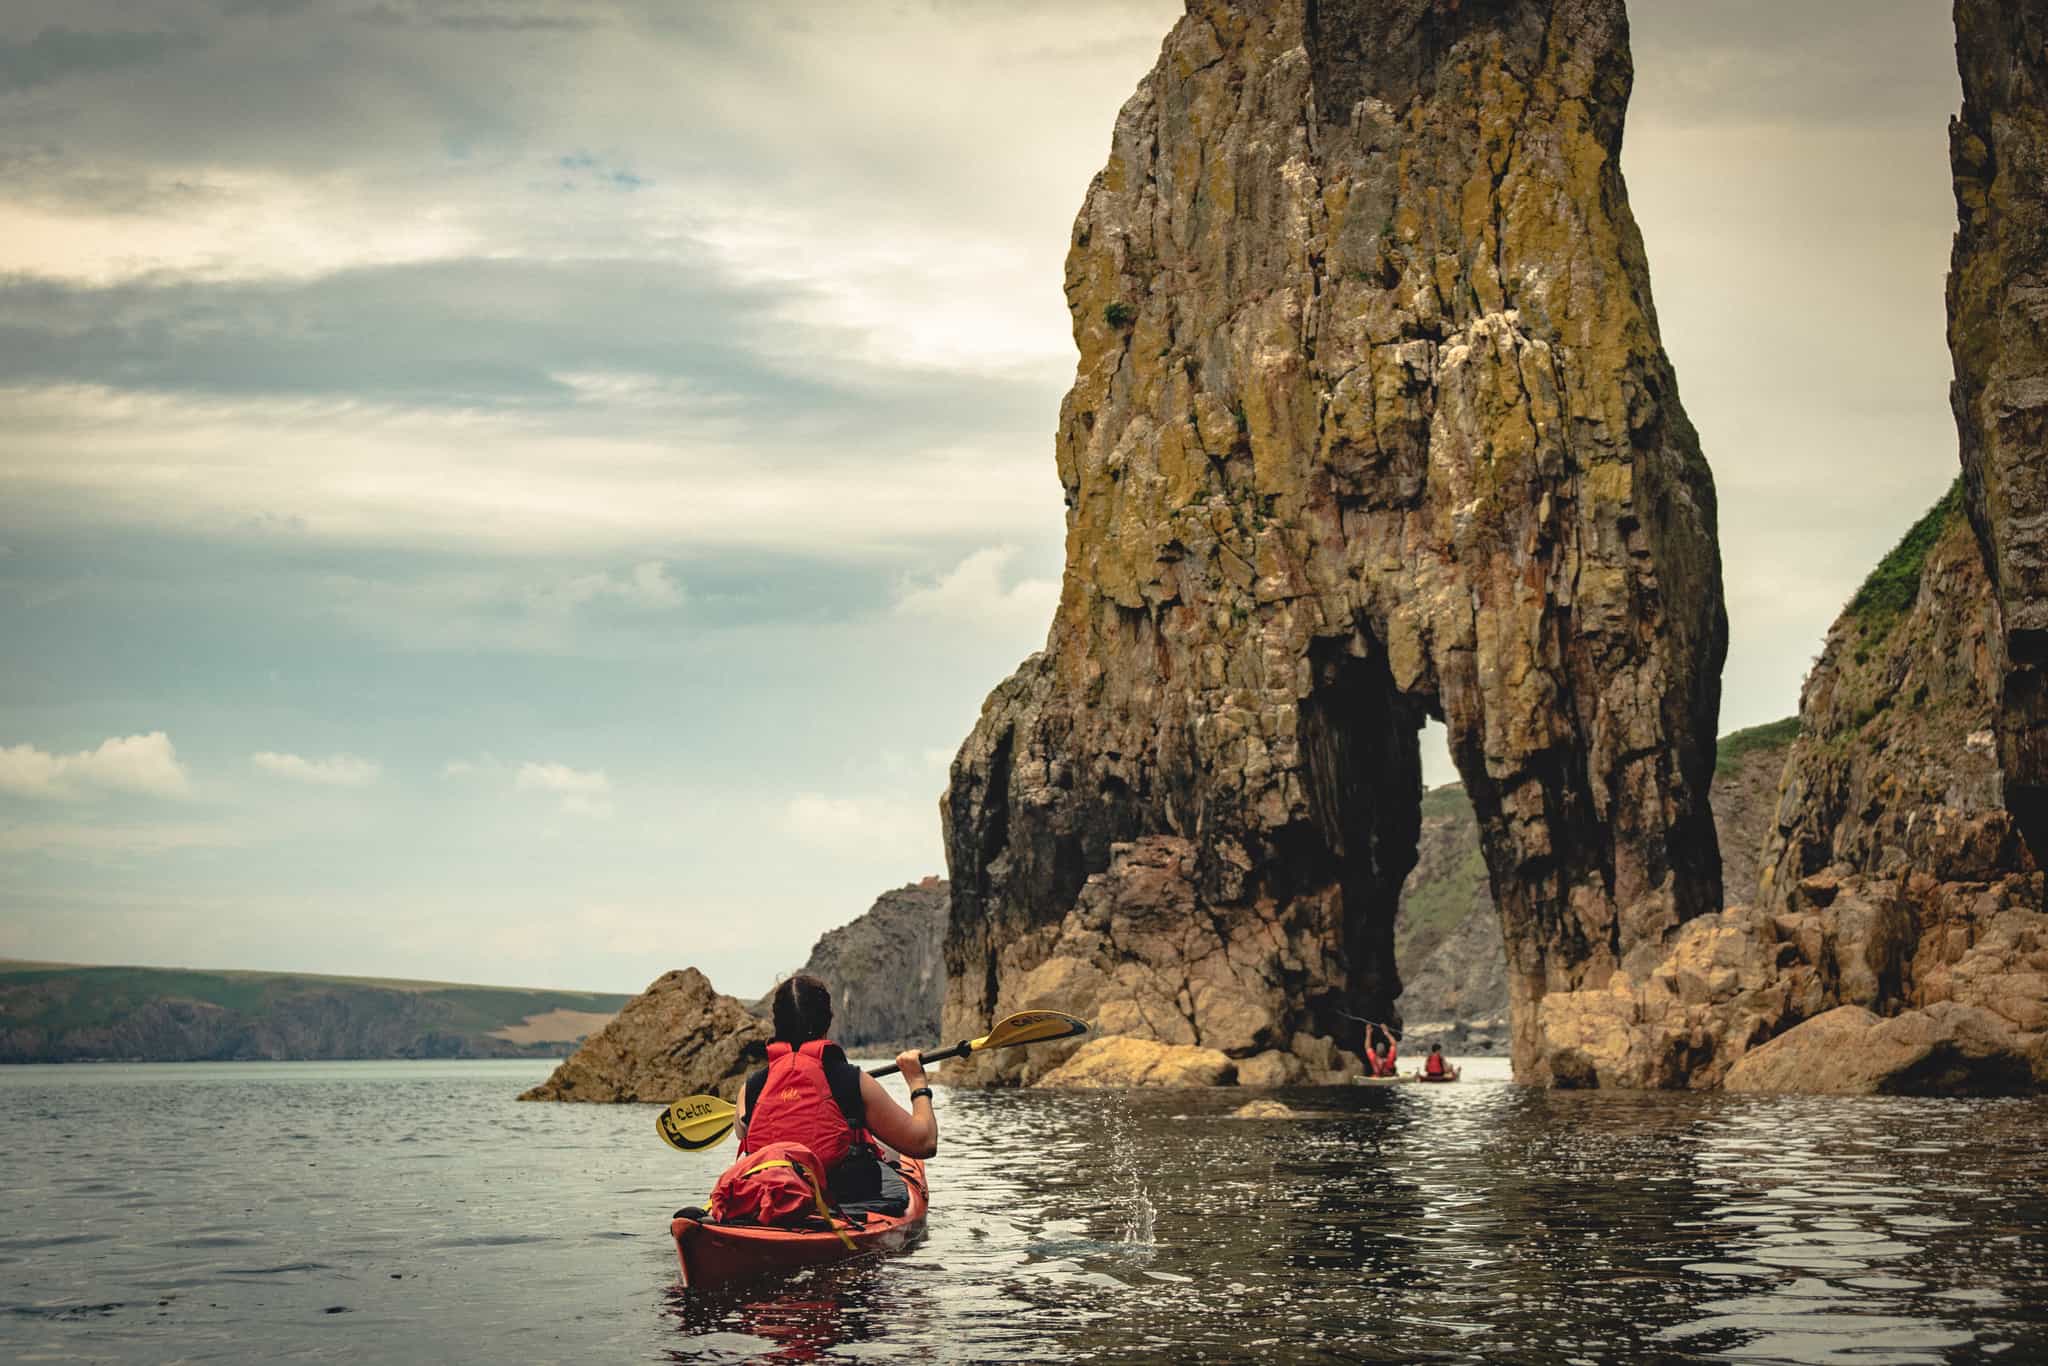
1370 1042 1399 1077
1425 1051 1445 1077
741 1040 860 1170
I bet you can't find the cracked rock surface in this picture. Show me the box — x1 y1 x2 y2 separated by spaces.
1529 0 2048 1093
941 0 1725 1086
1953 0 2048 859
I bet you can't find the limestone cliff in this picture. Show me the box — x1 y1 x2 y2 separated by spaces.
757 879 948 1051
520 968 770 1104
942 0 1725 1087
1952 0 2048 860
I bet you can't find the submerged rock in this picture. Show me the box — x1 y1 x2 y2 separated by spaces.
942 0 1725 1087
1228 1099 1300 1119
519 968 770 1104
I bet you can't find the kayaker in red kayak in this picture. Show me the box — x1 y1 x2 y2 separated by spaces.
734 974 938 1214
1365 1022 1399 1077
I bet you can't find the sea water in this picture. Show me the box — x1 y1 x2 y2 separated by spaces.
4 1058 2047 1362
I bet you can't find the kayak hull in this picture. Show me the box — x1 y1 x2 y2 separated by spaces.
671 1158 928 1292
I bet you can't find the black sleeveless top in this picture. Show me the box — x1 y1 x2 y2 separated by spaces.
743 1041 867 1128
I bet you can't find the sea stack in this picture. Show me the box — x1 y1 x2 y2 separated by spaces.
941 0 1726 1086
1532 0 2048 1094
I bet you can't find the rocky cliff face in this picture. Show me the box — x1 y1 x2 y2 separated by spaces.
1393 785 1503 1033
1951 0 2048 861
520 968 770 1104
1460 0 2048 1094
758 879 948 1051
1534 492 2043 1090
942 0 1726 1086
1395 720 1794 1049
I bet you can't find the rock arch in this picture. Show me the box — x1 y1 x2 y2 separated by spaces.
940 0 1726 1085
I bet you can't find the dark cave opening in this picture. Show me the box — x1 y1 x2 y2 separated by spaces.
1294 634 1429 1055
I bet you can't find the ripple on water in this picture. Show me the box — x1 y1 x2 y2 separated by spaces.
3 1060 2048 1363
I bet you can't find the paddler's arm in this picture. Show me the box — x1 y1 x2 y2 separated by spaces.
858 1051 938 1159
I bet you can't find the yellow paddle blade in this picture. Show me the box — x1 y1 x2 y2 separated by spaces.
656 1094 737 1152
973 1009 1090 1053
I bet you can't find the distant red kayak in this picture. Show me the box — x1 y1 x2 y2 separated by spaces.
671 1158 928 1291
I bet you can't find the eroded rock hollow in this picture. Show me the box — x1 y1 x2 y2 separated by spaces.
941 0 1726 1085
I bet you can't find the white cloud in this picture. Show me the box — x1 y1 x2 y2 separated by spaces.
1 387 1059 557
532 560 684 612
515 761 608 794
783 792 934 861
516 761 612 818
251 751 381 786
0 732 191 801
895 546 1059 632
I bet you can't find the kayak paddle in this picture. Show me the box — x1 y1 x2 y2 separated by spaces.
867 1008 1090 1077
654 1008 1090 1152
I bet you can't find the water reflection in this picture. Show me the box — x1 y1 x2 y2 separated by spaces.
1658 1098 2002 1362
655 1075 2048 1363
4 1062 2048 1363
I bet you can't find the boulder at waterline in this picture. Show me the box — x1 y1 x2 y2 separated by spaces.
1035 1036 1236 1089
1724 1004 2044 1097
519 968 771 1103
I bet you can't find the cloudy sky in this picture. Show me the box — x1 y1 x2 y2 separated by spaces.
0 1 1963 997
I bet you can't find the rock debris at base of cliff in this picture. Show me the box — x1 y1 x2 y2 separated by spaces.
941 0 1726 1087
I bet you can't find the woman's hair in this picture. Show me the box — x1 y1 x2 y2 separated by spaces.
771 973 834 1044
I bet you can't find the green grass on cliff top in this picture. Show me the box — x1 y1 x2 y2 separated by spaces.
1845 475 1964 640
1715 716 1799 774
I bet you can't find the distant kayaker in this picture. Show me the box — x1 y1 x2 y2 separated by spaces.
1422 1043 1458 1082
1365 1023 1399 1077
733 973 938 1214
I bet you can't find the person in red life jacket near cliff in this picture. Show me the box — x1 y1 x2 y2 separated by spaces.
1365 1023 1399 1077
1421 1043 1458 1082
733 973 938 1215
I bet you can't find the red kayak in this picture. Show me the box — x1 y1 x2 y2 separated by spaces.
671 1158 928 1291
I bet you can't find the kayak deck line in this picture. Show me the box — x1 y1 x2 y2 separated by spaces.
671 1157 929 1292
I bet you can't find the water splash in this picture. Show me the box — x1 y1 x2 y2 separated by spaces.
1103 1104 1155 1248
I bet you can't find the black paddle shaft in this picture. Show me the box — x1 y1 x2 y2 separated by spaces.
868 1040 972 1079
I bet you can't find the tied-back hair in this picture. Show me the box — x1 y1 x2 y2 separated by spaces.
772 972 833 1044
